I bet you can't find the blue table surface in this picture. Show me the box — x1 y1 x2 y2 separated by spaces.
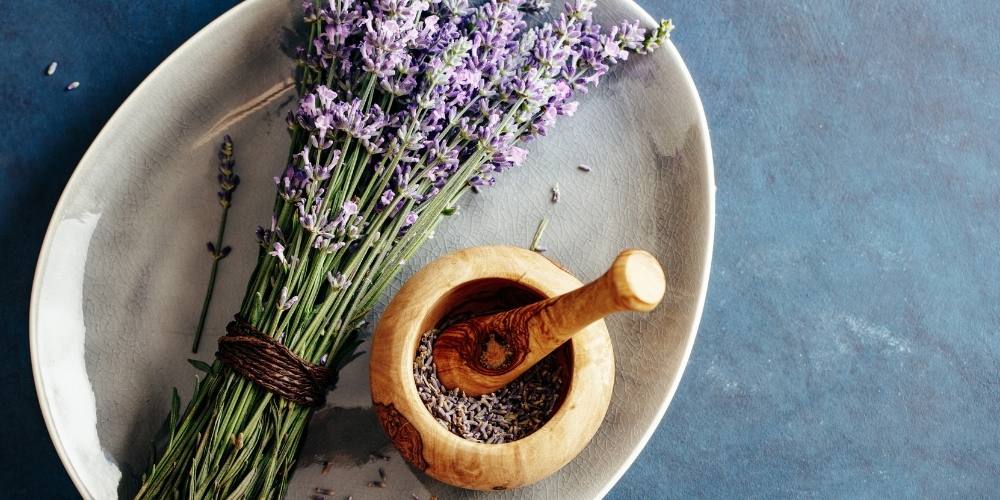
2 1 998 498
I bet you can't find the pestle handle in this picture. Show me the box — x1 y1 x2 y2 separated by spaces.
433 249 666 396
528 249 667 340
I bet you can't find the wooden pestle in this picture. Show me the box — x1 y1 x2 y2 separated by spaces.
433 249 666 396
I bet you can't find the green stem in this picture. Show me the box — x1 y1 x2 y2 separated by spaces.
192 197 232 353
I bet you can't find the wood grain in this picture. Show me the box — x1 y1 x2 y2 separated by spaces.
434 250 666 396
369 246 615 490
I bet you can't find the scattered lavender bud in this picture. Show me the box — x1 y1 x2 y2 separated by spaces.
65 81 80 91
532 245 548 253
577 164 592 172
315 487 336 495
310 496 325 500
520 0 551 14
321 461 332 475
378 467 387 482
470 185 481 194
367 481 386 488
550 184 560 203
45 61 58 76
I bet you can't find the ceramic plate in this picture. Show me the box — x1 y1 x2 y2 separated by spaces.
30 1 714 498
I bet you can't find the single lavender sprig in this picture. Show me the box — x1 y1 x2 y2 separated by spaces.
191 135 239 353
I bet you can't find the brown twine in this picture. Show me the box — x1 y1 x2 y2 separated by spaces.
216 316 332 407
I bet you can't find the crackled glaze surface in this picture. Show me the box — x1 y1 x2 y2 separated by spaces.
29 0 712 498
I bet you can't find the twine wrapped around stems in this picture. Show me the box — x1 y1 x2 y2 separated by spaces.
216 316 334 407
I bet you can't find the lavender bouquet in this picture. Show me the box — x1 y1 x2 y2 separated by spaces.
137 0 671 497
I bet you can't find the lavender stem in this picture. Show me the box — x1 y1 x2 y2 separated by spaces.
192 207 229 353
192 136 238 353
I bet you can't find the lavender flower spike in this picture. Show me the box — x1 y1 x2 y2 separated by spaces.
192 136 240 353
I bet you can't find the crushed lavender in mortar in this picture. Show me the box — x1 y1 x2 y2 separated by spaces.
414 329 564 444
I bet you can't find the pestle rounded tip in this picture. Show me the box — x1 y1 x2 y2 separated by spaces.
611 250 666 312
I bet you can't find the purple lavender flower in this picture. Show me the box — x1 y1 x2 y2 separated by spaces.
314 236 346 253
277 0 667 382
330 200 359 233
275 165 309 201
616 20 647 52
380 189 396 207
277 287 299 311
403 211 418 227
269 241 288 266
326 272 351 290
315 85 338 108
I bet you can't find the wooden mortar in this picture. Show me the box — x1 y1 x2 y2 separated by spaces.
369 245 615 490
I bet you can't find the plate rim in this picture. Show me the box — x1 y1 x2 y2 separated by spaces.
28 1 268 497
595 3 716 496
29 1 716 498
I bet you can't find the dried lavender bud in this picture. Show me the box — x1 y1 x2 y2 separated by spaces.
315 487 336 495
65 81 79 91
550 184 560 203
378 467 387 482
367 481 386 488
413 329 563 443
577 164 592 172
321 461 332 475
45 61 57 76
520 0 551 14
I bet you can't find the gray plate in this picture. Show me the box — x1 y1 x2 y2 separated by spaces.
30 1 714 498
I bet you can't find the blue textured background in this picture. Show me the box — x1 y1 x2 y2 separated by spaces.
1 1 997 498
